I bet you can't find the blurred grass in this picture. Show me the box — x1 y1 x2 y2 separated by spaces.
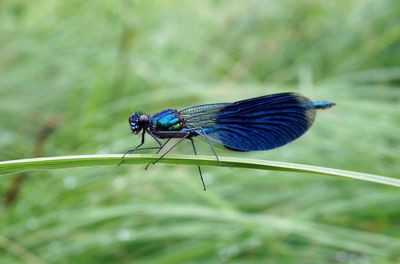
1 0 400 263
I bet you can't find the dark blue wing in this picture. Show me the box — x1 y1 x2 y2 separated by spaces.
179 93 319 151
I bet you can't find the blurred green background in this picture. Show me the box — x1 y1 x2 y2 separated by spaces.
1 0 400 263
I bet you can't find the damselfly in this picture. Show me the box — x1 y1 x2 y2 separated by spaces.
121 92 335 190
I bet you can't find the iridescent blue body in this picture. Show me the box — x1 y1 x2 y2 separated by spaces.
123 92 335 189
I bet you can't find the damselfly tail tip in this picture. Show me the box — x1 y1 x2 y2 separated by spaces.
311 100 336 110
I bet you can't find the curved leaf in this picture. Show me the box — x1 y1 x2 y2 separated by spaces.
0 154 398 187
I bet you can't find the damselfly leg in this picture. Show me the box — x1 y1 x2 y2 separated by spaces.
122 127 220 190
145 127 220 168
197 128 220 166
190 138 206 191
118 130 163 166
144 138 171 169
146 132 191 168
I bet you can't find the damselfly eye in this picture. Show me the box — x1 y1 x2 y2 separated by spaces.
128 113 141 133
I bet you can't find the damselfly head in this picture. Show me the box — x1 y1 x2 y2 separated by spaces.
128 113 149 134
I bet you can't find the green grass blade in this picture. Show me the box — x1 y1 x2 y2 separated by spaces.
0 154 398 187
